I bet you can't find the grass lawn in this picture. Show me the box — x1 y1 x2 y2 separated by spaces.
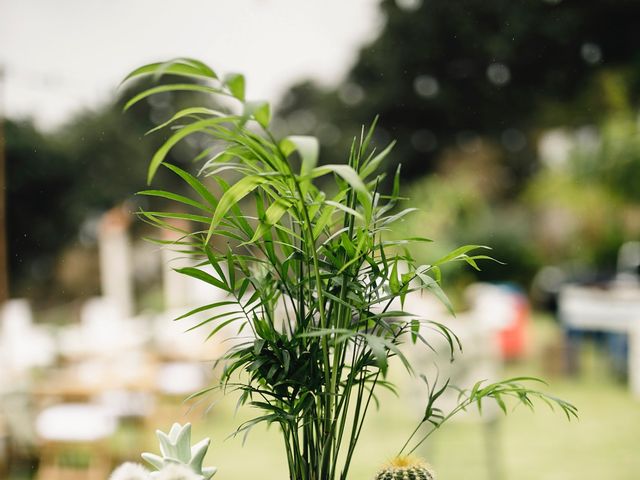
185 316 640 480
187 371 639 480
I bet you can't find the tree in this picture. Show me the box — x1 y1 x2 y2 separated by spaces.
6 77 209 301
278 0 640 188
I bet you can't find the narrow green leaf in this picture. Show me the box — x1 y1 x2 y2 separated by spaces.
244 100 271 128
433 245 491 267
281 136 319 176
137 189 212 213
206 317 245 340
174 300 237 321
410 319 420 344
311 164 369 196
146 107 228 135
416 268 455 316
147 117 232 183
121 58 218 85
224 73 245 101
175 267 228 291
361 140 396 178
389 258 401 295
360 115 379 155
162 163 219 208
226 248 236 290
142 211 211 225
379 208 418 227
247 198 292 244
124 83 224 112
324 200 363 221
207 175 269 242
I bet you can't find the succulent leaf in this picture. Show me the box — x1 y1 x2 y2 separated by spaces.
142 423 217 479
157 431 174 458
175 424 192 462
189 438 211 471
141 453 164 471
202 467 217 480
169 423 183 442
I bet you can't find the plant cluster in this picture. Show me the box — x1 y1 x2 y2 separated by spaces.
116 58 576 480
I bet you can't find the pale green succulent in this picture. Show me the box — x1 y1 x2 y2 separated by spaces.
142 423 217 480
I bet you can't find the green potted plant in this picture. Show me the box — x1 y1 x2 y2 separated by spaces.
114 58 576 480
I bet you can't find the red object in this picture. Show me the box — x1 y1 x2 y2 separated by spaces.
498 294 529 360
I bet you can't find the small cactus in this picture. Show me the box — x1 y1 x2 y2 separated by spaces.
374 456 436 480
142 423 217 480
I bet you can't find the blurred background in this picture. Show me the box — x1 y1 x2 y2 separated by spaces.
2 0 640 479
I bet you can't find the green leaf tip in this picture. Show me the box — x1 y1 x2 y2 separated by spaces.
224 72 246 101
120 57 218 87
280 135 320 176
244 100 271 128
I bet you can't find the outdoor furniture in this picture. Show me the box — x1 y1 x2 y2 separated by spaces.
559 284 640 397
58 297 150 360
153 308 225 360
0 299 56 374
33 353 158 401
35 403 116 480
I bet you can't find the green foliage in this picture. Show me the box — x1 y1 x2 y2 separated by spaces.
271 2 640 289
569 113 640 204
6 71 229 301
523 111 640 270
5 119 73 295
397 376 577 458
278 1 640 193
5 109 152 299
124 59 575 480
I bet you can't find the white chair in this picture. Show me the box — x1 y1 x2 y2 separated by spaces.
35 403 116 480
0 299 56 375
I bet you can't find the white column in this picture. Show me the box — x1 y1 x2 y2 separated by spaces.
161 222 192 310
98 207 134 317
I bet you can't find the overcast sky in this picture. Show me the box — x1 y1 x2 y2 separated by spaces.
0 0 381 129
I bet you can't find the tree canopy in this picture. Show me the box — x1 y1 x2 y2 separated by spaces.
278 0 640 185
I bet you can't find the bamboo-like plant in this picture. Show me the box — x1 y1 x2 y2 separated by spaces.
122 59 576 480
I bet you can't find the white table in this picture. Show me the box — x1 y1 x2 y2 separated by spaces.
559 284 640 397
